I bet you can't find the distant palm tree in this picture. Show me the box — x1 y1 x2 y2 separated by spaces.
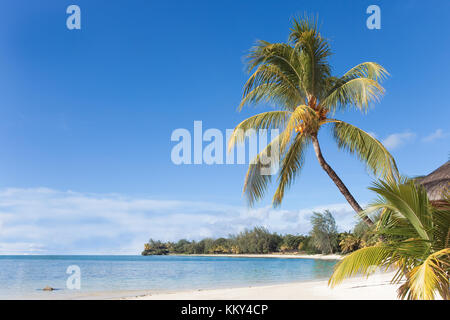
310 210 338 254
229 16 398 226
329 179 450 300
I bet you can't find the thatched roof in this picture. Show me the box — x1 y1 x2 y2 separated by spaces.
416 161 450 201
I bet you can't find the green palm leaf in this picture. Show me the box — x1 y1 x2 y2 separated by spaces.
331 120 398 180
243 133 283 205
322 77 385 113
368 179 432 241
341 62 389 82
228 111 290 151
288 15 332 97
329 178 450 300
273 133 311 206
328 245 394 287
240 64 303 111
403 248 450 300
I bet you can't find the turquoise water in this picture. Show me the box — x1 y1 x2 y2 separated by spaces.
0 255 338 299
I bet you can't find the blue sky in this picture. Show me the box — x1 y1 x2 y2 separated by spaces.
0 0 448 254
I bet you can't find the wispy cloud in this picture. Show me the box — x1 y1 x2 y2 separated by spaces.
422 129 448 142
382 132 416 150
0 188 359 255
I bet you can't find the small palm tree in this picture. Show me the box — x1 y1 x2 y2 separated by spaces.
329 179 450 300
339 234 361 254
228 16 398 226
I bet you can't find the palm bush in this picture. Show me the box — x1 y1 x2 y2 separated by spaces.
229 16 398 227
339 234 361 254
329 178 450 300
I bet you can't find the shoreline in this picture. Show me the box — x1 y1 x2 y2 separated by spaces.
6 270 404 300
124 271 399 300
169 253 343 260
5 254 404 300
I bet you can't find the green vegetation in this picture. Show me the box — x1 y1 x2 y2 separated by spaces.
329 178 450 300
310 210 339 254
228 16 398 227
142 214 377 256
143 240 169 255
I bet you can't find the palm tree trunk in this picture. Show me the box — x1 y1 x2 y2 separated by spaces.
311 134 374 227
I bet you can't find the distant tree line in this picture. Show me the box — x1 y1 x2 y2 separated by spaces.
142 210 380 256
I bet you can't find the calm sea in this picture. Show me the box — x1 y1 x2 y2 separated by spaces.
0 255 338 299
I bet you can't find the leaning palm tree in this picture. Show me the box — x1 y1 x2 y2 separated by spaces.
329 178 450 300
228 16 398 226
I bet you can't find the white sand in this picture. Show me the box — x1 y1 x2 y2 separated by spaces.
126 271 400 300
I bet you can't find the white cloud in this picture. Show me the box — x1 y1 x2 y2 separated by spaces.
422 129 448 142
0 188 359 255
382 132 416 150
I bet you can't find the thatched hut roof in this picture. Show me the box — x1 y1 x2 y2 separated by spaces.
416 161 450 201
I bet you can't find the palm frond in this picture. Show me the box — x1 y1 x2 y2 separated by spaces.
273 133 311 206
244 41 305 104
432 202 450 252
331 120 398 180
368 179 432 241
402 248 450 300
243 134 283 206
341 62 389 82
328 245 394 287
228 111 290 151
289 15 332 99
240 63 304 111
322 77 385 113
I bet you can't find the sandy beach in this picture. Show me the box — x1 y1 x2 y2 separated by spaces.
125 271 400 300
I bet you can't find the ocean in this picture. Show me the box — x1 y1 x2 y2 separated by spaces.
0 255 338 299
